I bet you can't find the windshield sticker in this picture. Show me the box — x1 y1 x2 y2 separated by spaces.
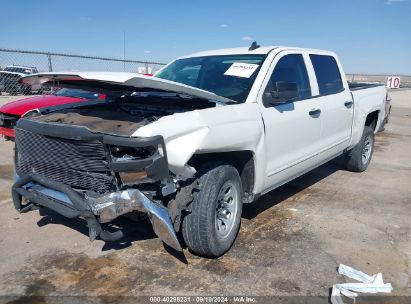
224 62 259 78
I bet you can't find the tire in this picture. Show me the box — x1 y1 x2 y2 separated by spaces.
9 87 18 95
386 106 391 124
23 85 31 95
345 126 375 172
182 162 243 257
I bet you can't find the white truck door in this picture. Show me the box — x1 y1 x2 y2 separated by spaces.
308 54 353 161
258 52 322 191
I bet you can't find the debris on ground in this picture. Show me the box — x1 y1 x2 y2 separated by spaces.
331 264 393 304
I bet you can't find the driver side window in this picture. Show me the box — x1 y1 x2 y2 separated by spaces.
265 54 312 101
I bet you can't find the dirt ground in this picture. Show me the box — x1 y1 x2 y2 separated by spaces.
0 90 409 303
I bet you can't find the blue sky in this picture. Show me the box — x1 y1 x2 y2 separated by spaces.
1 0 410 74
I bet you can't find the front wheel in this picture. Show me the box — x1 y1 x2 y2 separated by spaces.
345 126 375 172
182 162 243 257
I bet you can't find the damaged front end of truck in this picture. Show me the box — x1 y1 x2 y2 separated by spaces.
11 72 233 251
12 118 183 250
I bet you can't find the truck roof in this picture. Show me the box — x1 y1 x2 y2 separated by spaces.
180 46 335 58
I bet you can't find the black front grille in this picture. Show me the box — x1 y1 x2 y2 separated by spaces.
15 128 116 193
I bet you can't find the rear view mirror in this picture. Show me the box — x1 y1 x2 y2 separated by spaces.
268 81 299 104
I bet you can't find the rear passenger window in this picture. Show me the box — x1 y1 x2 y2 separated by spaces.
310 55 343 95
265 54 311 100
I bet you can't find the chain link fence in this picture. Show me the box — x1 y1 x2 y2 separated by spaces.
0 48 166 95
1 48 410 96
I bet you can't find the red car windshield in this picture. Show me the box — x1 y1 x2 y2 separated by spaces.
55 88 100 99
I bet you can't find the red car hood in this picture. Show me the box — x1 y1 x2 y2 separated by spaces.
0 95 85 116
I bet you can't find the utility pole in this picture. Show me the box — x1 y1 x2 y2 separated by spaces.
123 31 126 71
47 53 53 72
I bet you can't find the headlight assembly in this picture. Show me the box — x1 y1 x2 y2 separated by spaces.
109 145 158 161
109 144 160 185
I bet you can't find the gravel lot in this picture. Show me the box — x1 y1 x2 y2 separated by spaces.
0 90 410 302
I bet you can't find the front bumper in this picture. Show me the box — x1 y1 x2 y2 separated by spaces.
12 173 182 251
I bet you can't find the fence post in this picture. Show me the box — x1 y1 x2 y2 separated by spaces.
47 53 53 72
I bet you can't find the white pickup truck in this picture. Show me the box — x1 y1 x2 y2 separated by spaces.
13 45 389 257
0 65 39 95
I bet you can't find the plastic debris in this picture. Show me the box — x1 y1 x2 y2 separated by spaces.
331 264 393 304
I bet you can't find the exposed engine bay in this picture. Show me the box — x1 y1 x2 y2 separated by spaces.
30 93 216 136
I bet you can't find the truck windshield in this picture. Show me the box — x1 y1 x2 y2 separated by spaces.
155 55 266 103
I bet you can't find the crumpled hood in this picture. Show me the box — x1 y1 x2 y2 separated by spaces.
21 72 235 105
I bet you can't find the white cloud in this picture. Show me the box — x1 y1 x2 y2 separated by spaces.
220 24 228 28
385 0 406 4
144 50 151 54
242 35 253 41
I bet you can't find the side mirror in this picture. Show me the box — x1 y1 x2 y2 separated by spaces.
267 81 299 104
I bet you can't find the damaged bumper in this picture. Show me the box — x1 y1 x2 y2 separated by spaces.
12 173 182 251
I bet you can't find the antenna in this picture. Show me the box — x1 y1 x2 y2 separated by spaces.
249 41 260 51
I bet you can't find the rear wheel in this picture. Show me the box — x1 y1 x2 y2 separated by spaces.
345 126 375 172
386 106 392 124
182 162 243 257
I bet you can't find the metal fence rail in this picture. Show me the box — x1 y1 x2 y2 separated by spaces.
0 48 166 74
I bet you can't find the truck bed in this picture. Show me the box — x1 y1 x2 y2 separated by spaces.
348 82 385 91
349 83 387 146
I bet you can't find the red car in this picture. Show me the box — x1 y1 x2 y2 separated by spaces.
0 89 105 140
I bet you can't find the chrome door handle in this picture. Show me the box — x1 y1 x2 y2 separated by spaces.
344 101 353 108
309 108 321 117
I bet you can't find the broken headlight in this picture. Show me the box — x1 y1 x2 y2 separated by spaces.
110 145 158 161
109 145 162 185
